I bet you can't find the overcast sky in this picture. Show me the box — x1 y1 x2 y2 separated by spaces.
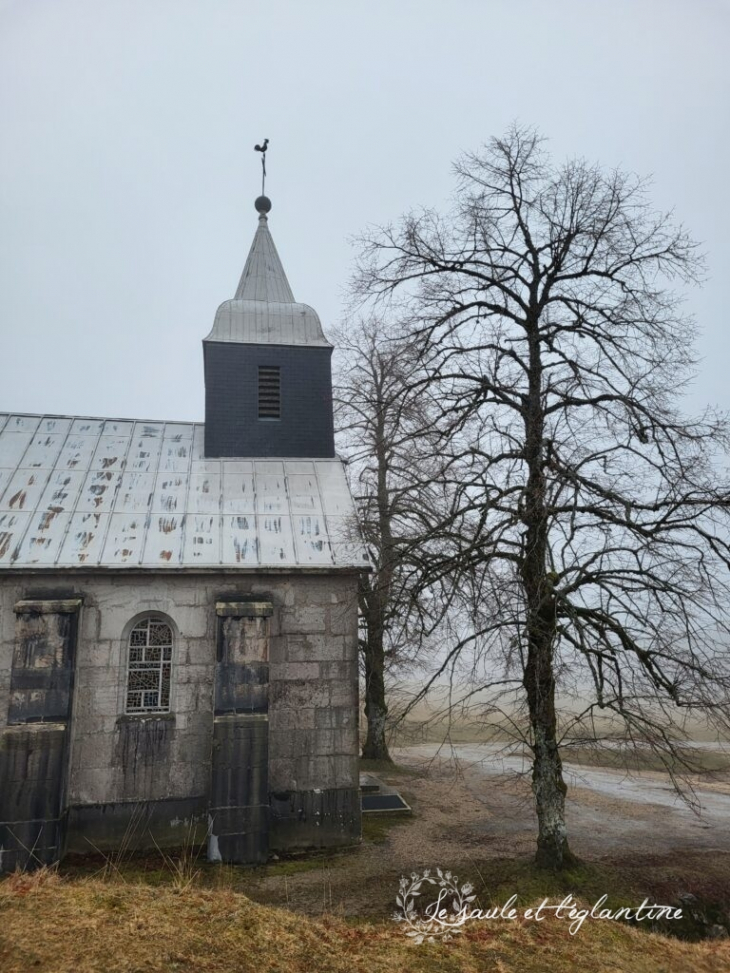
1 0 728 423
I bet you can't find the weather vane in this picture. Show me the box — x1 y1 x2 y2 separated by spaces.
254 138 269 196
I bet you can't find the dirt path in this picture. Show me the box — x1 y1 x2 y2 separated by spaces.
396 743 730 858
241 745 730 917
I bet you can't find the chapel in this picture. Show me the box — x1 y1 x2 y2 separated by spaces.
0 192 368 870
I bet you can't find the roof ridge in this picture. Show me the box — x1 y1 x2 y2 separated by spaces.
0 411 202 425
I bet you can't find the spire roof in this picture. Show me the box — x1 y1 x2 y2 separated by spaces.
204 199 332 349
234 210 296 304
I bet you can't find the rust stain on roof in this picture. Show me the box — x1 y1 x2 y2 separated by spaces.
0 414 369 570
9 490 26 509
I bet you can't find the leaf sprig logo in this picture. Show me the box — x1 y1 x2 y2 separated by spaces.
393 868 476 943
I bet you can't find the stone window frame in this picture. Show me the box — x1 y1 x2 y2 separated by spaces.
122 612 177 716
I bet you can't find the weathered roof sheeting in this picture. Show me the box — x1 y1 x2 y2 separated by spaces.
208 299 331 347
0 414 368 570
204 212 332 348
234 212 295 304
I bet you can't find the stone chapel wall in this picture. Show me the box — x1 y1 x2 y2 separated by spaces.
0 570 360 864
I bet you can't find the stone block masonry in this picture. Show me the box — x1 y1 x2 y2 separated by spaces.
0 570 361 867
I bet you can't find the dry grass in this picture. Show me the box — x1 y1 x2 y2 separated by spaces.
1 869 729 973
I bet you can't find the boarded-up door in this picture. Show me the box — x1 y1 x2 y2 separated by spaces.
0 599 81 871
208 600 271 864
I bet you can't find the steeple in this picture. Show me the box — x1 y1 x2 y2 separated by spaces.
202 191 335 459
233 198 295 304
204 198 331 348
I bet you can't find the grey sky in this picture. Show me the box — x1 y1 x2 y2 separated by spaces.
1 0 728 422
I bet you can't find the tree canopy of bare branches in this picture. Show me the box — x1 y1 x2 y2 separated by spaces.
351 126 730 869
333 319 452 760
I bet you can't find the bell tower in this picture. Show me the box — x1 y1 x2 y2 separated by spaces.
203 193 335 458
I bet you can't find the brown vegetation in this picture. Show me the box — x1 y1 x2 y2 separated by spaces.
2 867 730 973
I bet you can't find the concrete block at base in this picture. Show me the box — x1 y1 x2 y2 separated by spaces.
65 796 209 854
269 786 361 851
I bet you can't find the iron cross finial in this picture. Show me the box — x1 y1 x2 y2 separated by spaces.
254 138 269 196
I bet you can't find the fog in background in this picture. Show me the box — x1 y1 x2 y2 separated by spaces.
1 0 728 423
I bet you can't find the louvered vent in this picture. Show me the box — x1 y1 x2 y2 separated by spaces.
258 366 281 419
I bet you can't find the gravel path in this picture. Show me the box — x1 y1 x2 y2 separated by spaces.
394 743 730 857
249 744 730 916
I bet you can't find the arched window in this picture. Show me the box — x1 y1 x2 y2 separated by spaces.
125 616 173 714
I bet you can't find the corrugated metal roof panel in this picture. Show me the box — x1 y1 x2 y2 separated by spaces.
127 433 164 473
70 418 105 435
0 469 13 503
58 436 99 470
4 416 40 434
37 470 85 513
22 433 66 469
222 514 259 565
183 513 220 564
13 508 71 564
292 513 332 565
188 473 221 514
0 512 32 563
0 413 369 571
77 470 123 513
102 513 147 564
65 511 109 564
0 469 52 512
39 417 73 435
0 433 35 469
117 472 156 512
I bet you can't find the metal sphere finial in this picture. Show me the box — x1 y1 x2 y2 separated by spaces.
255 195 272 214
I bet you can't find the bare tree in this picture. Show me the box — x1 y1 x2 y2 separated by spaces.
352 126 730 869
333 318 449 761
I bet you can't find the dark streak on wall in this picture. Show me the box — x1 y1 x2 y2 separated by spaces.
113 716 174 802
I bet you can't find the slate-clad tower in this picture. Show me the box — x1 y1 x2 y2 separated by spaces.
203 196 335 458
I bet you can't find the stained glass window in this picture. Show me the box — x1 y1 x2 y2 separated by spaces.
125 617 173 714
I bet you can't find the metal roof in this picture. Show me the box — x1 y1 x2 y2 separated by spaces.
204 211 331 348
0 414 369 571
234 212 295 303
209 300 331 348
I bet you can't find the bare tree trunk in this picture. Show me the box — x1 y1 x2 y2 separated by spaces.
362 617 392 762
521 306 576 870
360 379 397 763
524 630 574 868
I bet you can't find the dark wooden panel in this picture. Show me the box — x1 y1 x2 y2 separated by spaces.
209 716 269 864
0 604 79 871
0 726 67 869
210 612 270 863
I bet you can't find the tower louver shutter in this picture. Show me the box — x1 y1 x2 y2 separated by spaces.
258 366 281 419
